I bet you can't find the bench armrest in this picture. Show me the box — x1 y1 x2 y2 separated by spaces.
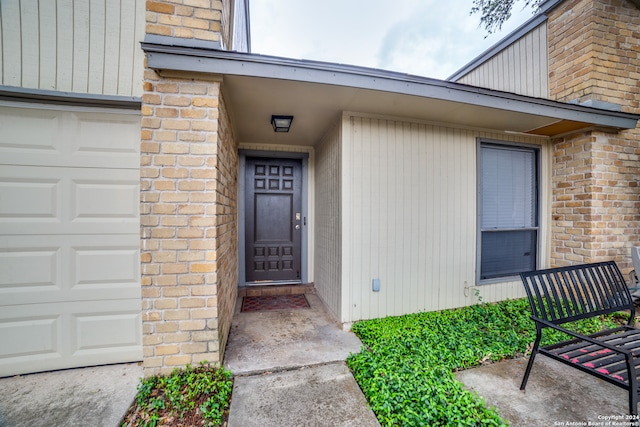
532 315 634 358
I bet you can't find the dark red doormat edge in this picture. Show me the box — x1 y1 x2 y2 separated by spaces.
241 294 310 313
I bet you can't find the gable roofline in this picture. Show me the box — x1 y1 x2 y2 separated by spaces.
447 0 565 82
142 41 640 132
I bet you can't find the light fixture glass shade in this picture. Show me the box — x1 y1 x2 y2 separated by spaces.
271 115 294 132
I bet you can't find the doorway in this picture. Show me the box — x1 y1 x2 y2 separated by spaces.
244 157 303 283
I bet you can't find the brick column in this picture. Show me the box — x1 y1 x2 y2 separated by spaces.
140 71 238 376
551 131 640 268
547 0 640 273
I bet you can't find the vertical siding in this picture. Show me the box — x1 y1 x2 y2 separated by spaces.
103 0 121 94
342 114 549 323
88 0 106 94
56 0 74 91
39 1 57 89
72 0 90 93
314 123 342 319
1 1 21 87
20 1 40 88
1 0 145 97
456 24 549 98
231 0 250 52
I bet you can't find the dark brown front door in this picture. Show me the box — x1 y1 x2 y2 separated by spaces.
245 157 302 283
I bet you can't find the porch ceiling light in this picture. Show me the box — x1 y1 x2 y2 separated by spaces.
271 115 294 132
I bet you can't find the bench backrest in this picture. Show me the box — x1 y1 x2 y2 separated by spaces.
520 261 634 325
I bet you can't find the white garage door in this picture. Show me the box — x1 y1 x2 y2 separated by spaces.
0 102 142 377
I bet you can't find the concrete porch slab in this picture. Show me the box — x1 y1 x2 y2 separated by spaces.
223 291 363 375
227 362 380 427
456 356 632 426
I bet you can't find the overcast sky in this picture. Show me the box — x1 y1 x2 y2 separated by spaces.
249 0 537 80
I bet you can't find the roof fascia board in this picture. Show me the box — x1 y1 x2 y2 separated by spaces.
142 43 640 130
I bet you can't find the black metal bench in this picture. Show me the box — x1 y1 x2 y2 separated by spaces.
520 261 640 416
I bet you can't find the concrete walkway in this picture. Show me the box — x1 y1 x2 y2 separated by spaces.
0 362 141 427
228 362 377 427
456 355 632 426
224 289 380 427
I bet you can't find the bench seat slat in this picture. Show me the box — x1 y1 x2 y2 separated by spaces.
543 327 634 352
542 348 631 385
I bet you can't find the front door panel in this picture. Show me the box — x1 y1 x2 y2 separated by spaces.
245 157 302 283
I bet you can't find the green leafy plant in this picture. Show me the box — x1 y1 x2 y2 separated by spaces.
347 298 620 426
122 362 233 427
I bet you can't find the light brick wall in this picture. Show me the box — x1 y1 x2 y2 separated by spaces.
551 130 640 269
140 70 238 376
548 0 640 109
548 0 640 272
212 92 238 354
146 0 229 46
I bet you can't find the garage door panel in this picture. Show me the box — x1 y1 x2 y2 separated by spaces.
0 178 60 219
71 179 138 221
74 312 141 354
0 300 142 377
0 315 61 361
73 247 139 286
0 166 139 235
74 111 140 157
0 105 139 169
0 247 61 293
1 235 140 306
0 106 61 152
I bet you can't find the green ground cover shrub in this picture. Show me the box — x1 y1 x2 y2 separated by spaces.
347 298 620 426
122 363 233 427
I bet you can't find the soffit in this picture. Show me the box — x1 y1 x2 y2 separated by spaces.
222 75 565 146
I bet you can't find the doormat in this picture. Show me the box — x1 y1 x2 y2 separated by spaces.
241 294 310 313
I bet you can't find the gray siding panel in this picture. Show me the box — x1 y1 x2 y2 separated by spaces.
1 1 21 87
1 0 144 97
57 0 74 92
39 1 58 90
72 0 91 93
456 24 548 98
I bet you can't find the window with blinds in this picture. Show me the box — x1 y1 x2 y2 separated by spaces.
478 142 539 281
